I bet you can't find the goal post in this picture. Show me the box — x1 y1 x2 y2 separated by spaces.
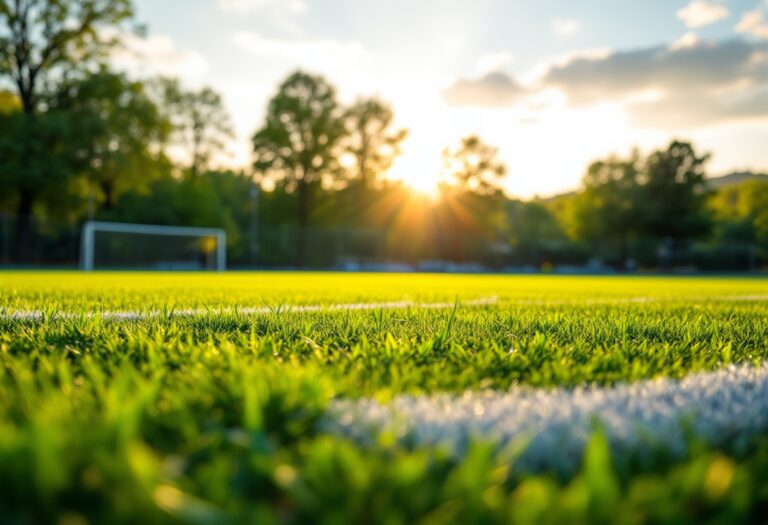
80 221 227 271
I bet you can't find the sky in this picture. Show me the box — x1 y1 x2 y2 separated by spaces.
122 0 768 198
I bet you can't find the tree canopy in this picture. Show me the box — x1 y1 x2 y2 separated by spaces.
51 70 171 211
151 78 234 177
0 0 133 114
343 97 407 185
442 135 507 196
252 71 347 265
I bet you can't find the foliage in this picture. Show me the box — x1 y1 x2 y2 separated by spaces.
0 0 133 114
343 97 407 185
638 140 711 240
151 78 234 176
0 108 85 215
570 153 640 245
564 141 715 268
253 71 346 191
102 170 249 253
252 71 347 265
442 135 507 196
507 200 565 246
709 179 768 248
51 70 172 210
0 88 19 113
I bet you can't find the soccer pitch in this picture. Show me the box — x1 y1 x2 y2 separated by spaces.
1 272 768 524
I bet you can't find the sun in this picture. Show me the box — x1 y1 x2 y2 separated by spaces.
406 172 441 199
387 146 443 199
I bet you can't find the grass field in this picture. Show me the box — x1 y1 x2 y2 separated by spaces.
1 272 768 524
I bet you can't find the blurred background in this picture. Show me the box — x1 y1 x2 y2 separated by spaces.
1 0 767 272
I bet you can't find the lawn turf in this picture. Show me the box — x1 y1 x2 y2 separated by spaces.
1 272 767 524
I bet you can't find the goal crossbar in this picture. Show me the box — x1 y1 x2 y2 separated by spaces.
80 221 227 271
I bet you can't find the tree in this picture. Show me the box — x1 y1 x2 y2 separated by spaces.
566 140 712 269
508 200 564 246
343 97 407 185
50 70 171 212
0 0 133 115
0 109 86 249
0 0 133 259
710 179 768 248
252 70 346 266
570 154 641 249
636 140 712 240
442 135 507 195
151 78 233 177
505 200 566 267
431 136 508 263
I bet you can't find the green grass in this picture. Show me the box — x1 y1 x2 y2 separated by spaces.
1 272 767 524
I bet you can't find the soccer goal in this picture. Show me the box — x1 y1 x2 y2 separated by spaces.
80 221 226 271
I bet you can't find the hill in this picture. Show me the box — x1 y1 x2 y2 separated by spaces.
708 171 768 189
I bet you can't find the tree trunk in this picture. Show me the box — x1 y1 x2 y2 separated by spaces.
13 190 35 263
12 74 38 263
101 181 115 211
21 96 35 116
18 77 36 116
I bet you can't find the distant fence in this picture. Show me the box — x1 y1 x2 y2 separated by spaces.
1 213 81 267
0 213 765 272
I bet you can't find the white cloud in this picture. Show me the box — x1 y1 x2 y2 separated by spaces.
442 72 525 107
552 18 580 37
218 0 306 14
677 1 729 28
736 8 768 39
475 51 513 74
542 38 768 128
231 32 364 69
669 31 700 50
445 35 768 129
106 30 209 83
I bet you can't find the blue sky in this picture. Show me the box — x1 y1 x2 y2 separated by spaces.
124 0 768 197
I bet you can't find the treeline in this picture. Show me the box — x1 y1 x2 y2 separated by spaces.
1 1 766 270
550 148 768 270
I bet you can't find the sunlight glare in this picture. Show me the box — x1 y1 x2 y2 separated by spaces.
408 174 441 198
388 149 442 198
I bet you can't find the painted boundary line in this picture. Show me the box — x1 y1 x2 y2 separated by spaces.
1 294 765 322
326 364 768 475
0 296 499 322
509 294 768 305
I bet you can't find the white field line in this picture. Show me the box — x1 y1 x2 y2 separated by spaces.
1 294 765 322
510 294 768 305
0 296 499 322
326 364 768 475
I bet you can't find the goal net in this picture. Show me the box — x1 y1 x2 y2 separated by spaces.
80 221 226 271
